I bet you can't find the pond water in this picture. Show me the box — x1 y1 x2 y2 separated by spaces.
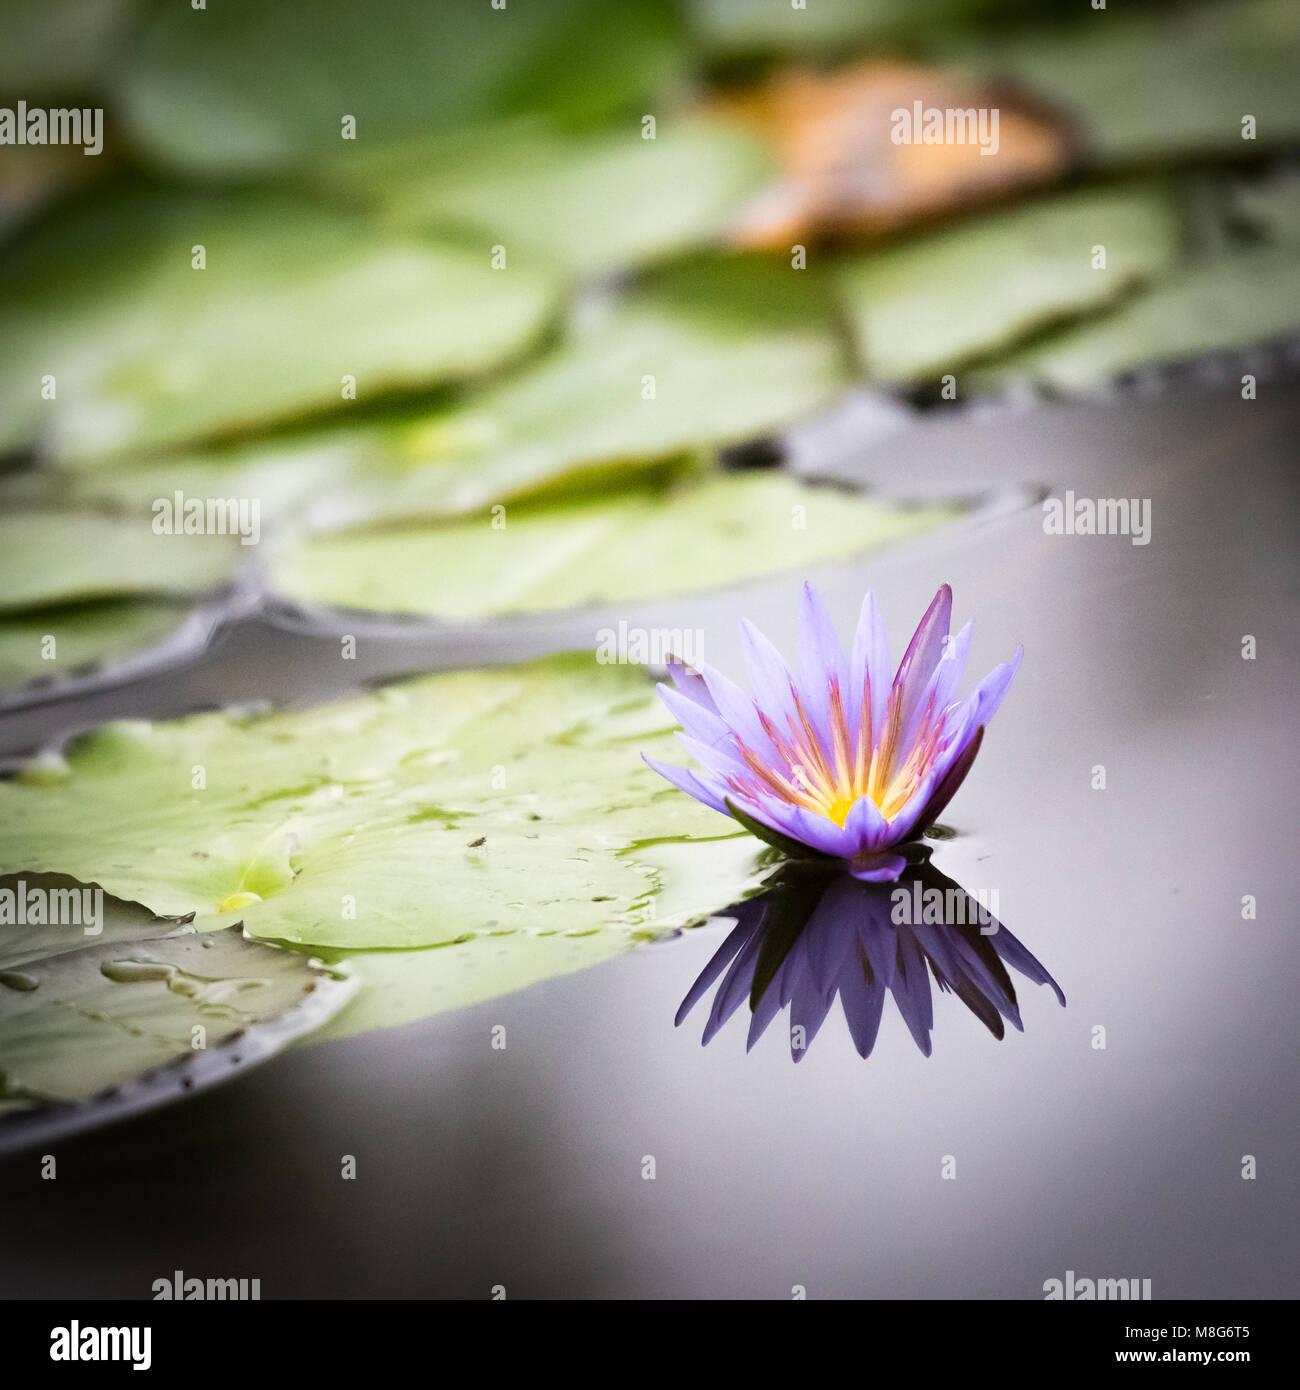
0 377 1296 1299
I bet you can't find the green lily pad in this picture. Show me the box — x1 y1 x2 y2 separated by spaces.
0 914 355 1106
321 117 771 278
0 599 207 694
272 472 960 621
954 0 1300 163
0 186 560 461
0 655 765 961
0 873 190 974
308 835 769 1042
0 509 242 613
973 246 1300 392
348 257 853 521
836 185 1184 384
33 254 851 526
114 0 683 175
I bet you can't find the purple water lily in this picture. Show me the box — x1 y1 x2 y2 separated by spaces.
645 583 1021 881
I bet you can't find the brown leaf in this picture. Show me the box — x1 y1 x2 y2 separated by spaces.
711 61 1074 248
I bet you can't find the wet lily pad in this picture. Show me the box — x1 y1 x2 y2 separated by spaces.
0 509 243 612
0 912 355 1110
0 655 763 959
973 246 1300 392
272 472 959 621
0 186 560 461
115 0 683 174
837 185 1184 384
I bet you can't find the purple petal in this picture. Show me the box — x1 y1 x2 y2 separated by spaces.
739 617 800 732
849 848 909 882
667 657 719 715
841 793 892 853
729 791 854 859
891 584 953 752
931 618 973 713
913 726 985 830
796 582 849 758
656 681 731 749
675 916 758 1026
642 754 728 814
848 590 890 754
698 660 779 763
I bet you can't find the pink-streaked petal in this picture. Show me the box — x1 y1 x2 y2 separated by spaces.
848 589 890 758
914 725 985 829
738 617 800 732
891 584 952 721
674 730 749 783
796 581 849 755
698 660 779 763
880 768 940 845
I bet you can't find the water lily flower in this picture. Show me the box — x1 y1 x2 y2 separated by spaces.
645 583 1020 881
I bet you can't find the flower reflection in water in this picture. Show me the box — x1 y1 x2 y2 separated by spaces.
678 848 1064 1059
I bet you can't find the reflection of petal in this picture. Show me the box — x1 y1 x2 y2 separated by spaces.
677 857 1065 1060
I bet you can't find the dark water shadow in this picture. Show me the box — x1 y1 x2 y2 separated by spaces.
678 847 1065 1060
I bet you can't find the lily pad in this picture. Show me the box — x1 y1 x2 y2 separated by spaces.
0 509 243 612
0 599 209 696
836 185 1184 384
973 246 1300 392
38 254 853 528
323 118 772 278
114 0 683 175
346 256 853 521
0 655 764 961
0 912 356 1109
272 472 960 621
955 0 1300 163
0 186 560 461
